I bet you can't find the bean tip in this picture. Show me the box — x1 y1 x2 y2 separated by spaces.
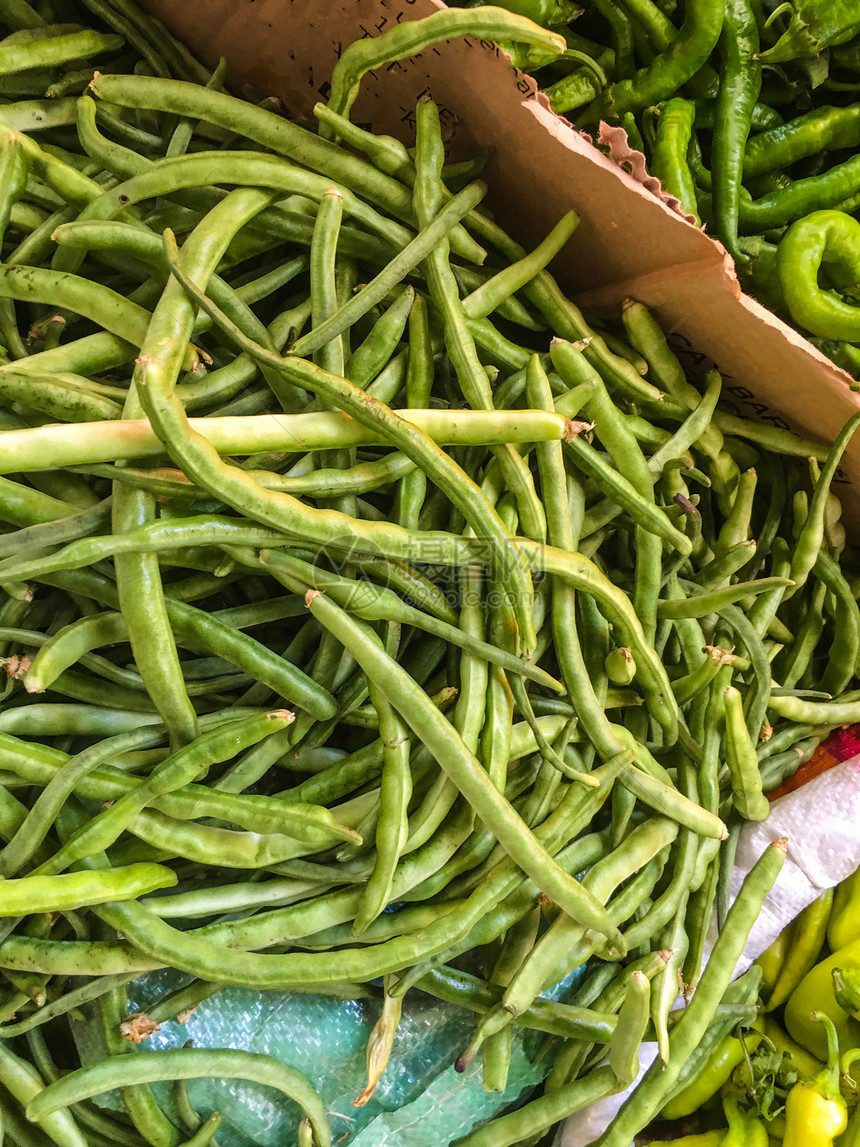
564 418 594 442
304 588 321 608
772 837 788 853
266 709 295 723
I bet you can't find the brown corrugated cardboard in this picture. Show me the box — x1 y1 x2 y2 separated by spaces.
138 0 860 522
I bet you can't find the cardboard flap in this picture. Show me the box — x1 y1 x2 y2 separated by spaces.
137 0 860 526
138 0 723 289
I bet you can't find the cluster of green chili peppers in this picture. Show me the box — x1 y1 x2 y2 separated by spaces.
455 0 860 380
0 1 857 1145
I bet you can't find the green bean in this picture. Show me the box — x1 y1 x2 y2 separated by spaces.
345 289 413 389
146 876 331 920
32 712 301 875
461 211 578 320
480 819 677 1029
0 263 155 348
286 181 487 359
394 830 614 996
813 552 860 694
456 267 544 333
311 102 412 178
243 547 561 692
299 586 623 946
179 1112 220 1147
768 692 860 724
0 517 321 583
89 71 437 234
0 475 75 528
657 576 794 618
413 97 541 637
391 298 433 528
610 970 652 1084
23 612 126 693
459 1065 621 1147
0 29 122 74
0 928 157 976
322 7 564 127
0 705 159 737
0 498 111 560
722 685 770 819
0 1038 88 1147
0 729 347 839
403 564 487 851
718 603 772 740
790 412 860 593
0 136 31 362
0 972 138 1038
160 229 540 654
565 433 693 554
714 466 757 553
352 683 411 935
0 863 176 915
0 0 45 29
647 370 722 475
29 1047 330 1147
118 808 341 869
0 405 569 473
592 841 784 1146
418 965 617 1042
232 772 616 972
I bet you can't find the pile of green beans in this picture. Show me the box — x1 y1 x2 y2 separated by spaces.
455 0 860 381
0 2 854 1145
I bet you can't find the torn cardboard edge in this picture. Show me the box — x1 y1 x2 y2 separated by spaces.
138 0 860 525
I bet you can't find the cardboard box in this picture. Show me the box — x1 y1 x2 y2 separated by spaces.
138 0 860 523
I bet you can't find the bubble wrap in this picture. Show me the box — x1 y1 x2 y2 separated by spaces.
74 962 587 1145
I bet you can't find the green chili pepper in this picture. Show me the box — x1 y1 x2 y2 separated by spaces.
828 867 860 953
766 889 834 1013
832 966 860 1018
743 105 860 178
762 1016 825 1081
757 0 860 62
651 97 700 220
775 211 860 341
648 1135 726 1147
711 0 760 261
785 930 860 1063
661 1018 764 1118
756 923 793 1001
720 1093 769 1147
579 0 725 124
